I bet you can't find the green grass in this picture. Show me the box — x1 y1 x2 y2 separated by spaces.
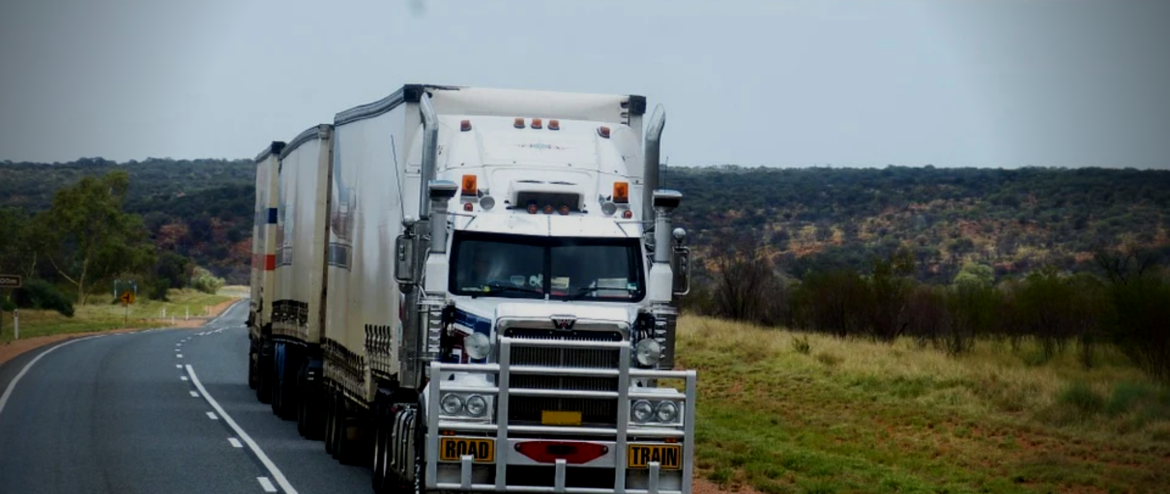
0 288 236 344
677 316 1170 493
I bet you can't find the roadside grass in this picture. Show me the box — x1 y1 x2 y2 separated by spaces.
677 316 1170 494
0 288 237 344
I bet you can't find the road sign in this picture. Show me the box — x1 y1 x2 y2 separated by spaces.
120 290 135 305
0 274 21 289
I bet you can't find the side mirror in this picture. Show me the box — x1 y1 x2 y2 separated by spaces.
671 246 690 296
394 233 416 285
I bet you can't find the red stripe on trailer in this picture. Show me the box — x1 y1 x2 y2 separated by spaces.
265 254 276 271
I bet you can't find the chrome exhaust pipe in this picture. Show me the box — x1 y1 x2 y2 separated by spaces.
642 104 666 223
419 93 439 219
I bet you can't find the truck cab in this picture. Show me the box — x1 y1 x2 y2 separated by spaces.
402 110 694 493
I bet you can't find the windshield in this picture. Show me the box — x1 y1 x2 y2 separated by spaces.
449 231 645 302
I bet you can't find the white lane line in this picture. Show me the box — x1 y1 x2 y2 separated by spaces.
228 437 243 448
0 336 98 418
180 376 189 381
186 365 299 494
175 349 181 352
258 477 278 493
190 391 200 397
207 411 219 420
176 364 183 369
177 354 183 358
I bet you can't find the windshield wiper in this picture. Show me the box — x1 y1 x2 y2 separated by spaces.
565 286 634 301
472 282 542 297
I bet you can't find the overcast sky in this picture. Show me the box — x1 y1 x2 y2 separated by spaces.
1 0 1167 168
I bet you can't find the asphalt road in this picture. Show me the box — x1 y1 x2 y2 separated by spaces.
0 301 371 494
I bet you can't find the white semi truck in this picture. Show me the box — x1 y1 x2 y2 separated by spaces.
248 84 695 494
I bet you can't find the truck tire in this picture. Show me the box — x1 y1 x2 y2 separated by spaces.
413 398 427 494
372 399 386 493
273 346 297 421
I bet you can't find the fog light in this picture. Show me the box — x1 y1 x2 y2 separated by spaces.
465 332 491 360
466 395 488 417
655 401 678 423
632 400 653 423
441 393 464 415
635 338 663 367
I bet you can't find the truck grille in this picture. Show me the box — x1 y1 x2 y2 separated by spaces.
504 328 622 426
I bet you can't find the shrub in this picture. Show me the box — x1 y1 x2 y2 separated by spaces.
1058 382 1105 416
12 279 74 317
791 335 811 355
1 298 15 312
190 266 225 295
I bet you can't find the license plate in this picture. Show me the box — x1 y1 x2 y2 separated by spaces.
627 444 682 470
542 410 582 426
439 437 495 463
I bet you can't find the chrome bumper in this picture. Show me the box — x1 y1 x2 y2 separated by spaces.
427 336 697 494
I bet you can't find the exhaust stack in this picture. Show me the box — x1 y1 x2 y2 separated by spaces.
642 104 666 223
418 93 439 220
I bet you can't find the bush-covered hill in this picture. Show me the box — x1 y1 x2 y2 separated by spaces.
0 158 254 282
3 159 1168 283
668 165 1170 282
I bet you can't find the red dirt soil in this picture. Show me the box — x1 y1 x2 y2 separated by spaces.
0 298 242 366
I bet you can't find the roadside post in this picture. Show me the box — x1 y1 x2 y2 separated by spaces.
1 274 22 341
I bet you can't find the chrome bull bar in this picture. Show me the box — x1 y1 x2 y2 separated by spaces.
427 336 697 494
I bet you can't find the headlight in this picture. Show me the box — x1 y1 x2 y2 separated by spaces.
655 401 678 423
465 395 488 417
635 338 663 367
440 393 464 415
631 400 654 423
464 332 491 360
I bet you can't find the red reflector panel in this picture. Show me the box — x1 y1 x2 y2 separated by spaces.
515 441 608 465
265 254 276 271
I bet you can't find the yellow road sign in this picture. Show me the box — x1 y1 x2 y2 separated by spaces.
120 291 135 305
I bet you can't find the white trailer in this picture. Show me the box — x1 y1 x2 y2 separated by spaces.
248 141 283 398
250 84 695 494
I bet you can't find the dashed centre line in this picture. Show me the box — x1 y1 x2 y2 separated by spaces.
180 376 189 381
206 411 219 420
228 437 243 448
190 391 200 398
258 477 278 493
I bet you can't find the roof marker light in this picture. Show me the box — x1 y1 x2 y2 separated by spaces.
531 118 543 129
597 126 611 138
527 203 538 214
548 119 560 131
462 202 474 212
613 181 630 204
622 209 634 219
460 120 471 132
543 205 554 214
514 117 525 129
559 205 570 215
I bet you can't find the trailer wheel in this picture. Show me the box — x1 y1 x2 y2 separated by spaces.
329 391 343 459
296 365 309 437
247 347 258 390
324 389 336 456
256 350 272 404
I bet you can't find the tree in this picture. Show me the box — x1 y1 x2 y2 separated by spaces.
0 207 36 277
38 171 156 303
952 262 994 288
